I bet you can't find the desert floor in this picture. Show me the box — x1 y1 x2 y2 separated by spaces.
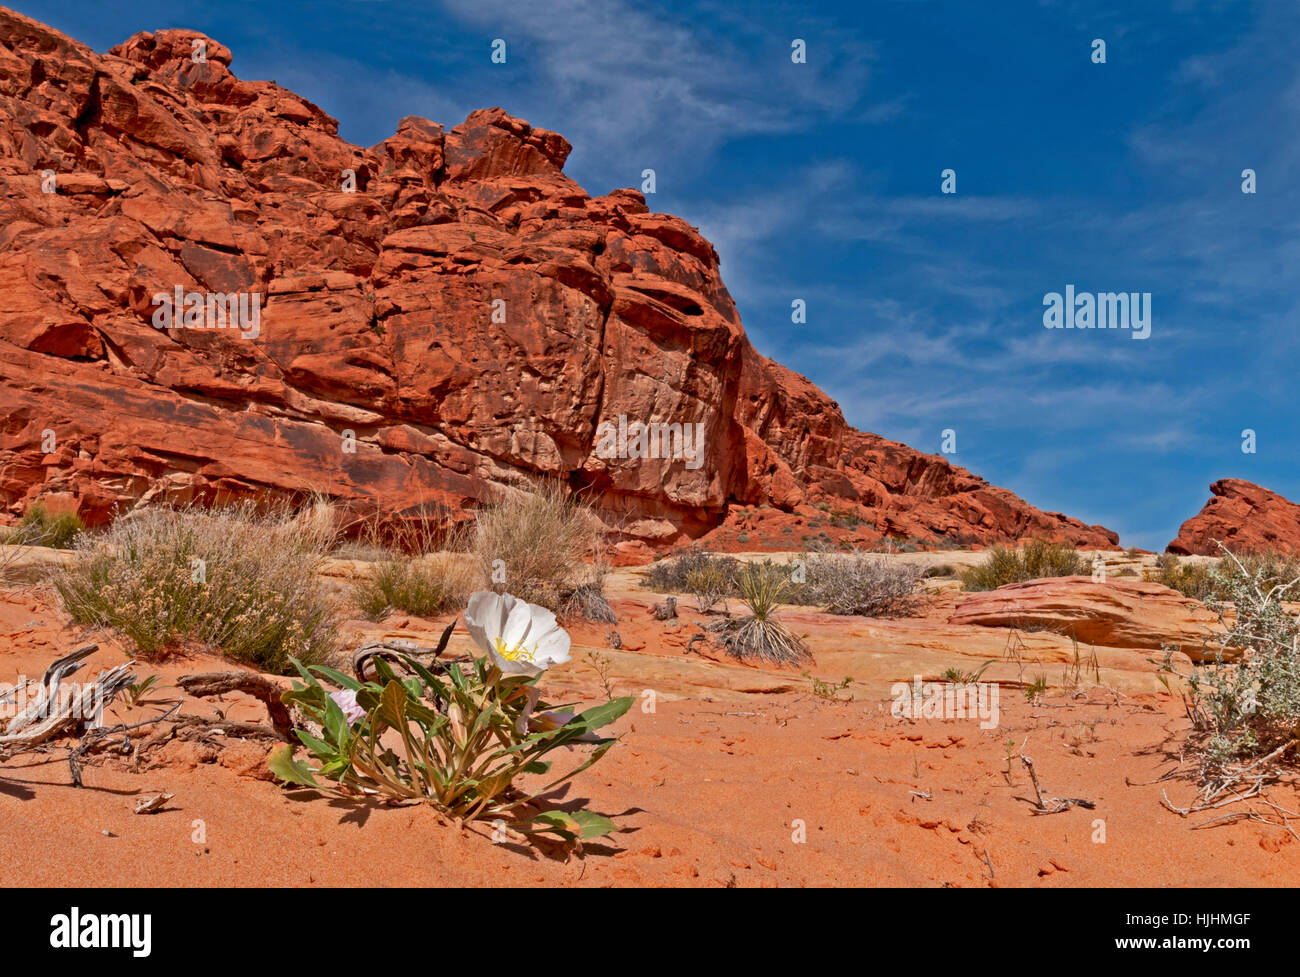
1 548 1296 887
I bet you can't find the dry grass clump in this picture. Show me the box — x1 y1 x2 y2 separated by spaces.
711 561 809 665
355 553 475 621
470 480 612 618
53 502 338 672
960 539 1087 592
17 500 85 549
1148 553 1216 600
684 557 738 613
797 551 923 617
349 507 475 621
645 549 738 593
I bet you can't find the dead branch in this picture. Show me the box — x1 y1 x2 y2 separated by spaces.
352 621 457 682
1018 753 1096 814
0 645 137 758
176 671 293 736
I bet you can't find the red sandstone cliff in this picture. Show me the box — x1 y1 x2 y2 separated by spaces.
0 8 1118 549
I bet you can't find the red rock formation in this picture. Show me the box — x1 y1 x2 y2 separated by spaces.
948 577 1221 658
0 8 1118 549
1167 479 1300 556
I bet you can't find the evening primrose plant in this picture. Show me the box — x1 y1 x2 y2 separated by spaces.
269 591 633 844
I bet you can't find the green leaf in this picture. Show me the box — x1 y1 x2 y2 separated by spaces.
569 809 619 838
571 696 634 733
323 694 349 746
268 745 321 788
309 664 362 691
294 729 336 758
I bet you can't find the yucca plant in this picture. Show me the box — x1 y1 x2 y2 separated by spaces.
711 561 810 665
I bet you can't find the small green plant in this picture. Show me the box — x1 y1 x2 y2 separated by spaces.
123 674 165 707
961 539 1087 592
19 501 84 549
270 593 632 845
1023 675 1049 702
803 671 853 702
940 660 995 685
1003 739 1018 784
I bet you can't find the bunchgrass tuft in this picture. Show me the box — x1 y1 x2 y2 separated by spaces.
960 539 1087 592
19 500 84 549
52 502 338 672
470 480 610 616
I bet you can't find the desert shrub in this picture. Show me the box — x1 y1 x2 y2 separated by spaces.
19 501 84 549
53 503 337 671
1236 549 1300 594
1148 553 1215 600
923 563 958 579
961 540 1087 592
711 560 809 665
1158 546 1300 771
645 549 739 594
797 551 923 617
685 558 736 613
355 554 472 621
271 594 632 844
349 507 474 621
469 481 609 615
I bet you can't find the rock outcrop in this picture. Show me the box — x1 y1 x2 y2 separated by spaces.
0 8 1118 549
1167 479 1300 557
948 577 1221 658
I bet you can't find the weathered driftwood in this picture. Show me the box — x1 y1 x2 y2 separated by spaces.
176 671 294 737
351 620 457 683
0 644 136 756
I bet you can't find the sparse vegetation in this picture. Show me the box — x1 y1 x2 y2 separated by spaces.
796 551 923 617
1148 552 1215 600
960 539 1087 592
685 557 736 613
804 671 853 702
940 660 994 685
52 503 338 672
1158 545 1300 780
18 500 84 549
711 561 810 665
469 481 610 616
646 549 738 595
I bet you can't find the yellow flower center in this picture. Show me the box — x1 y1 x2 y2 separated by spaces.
493 635 537 663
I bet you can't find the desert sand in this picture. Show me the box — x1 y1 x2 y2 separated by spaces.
1 548 1295 888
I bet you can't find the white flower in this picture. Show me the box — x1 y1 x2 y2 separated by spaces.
463 590 572 678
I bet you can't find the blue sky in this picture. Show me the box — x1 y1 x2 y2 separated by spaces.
16 0 1299 549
